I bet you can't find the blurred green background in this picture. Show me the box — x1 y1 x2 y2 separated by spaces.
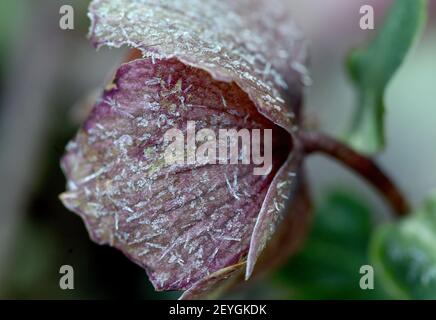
0 0 435 299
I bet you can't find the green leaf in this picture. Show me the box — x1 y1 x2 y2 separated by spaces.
371 194 436 299
347 0 427 153
275 191 389 299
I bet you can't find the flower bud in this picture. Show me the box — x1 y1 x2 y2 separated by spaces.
60 0 310 298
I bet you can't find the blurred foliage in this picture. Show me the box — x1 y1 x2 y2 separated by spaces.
371 193 436 299
0 0 25 99
347 0 427 154
0 1 24 59
275 191 389 299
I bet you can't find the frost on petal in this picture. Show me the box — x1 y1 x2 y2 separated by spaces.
61 0 310 294
249 177 312 280
179 263 245 300
246 146 303 279
60 58 293 291
88 0 309 132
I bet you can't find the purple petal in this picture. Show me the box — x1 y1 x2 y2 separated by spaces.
179 263 244 300
246 145 303 279
61 58 292 290
88 0 308 132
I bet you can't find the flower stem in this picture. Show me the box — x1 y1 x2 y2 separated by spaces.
298 131 410 217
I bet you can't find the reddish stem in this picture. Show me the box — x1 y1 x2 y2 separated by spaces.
298 131 410 217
